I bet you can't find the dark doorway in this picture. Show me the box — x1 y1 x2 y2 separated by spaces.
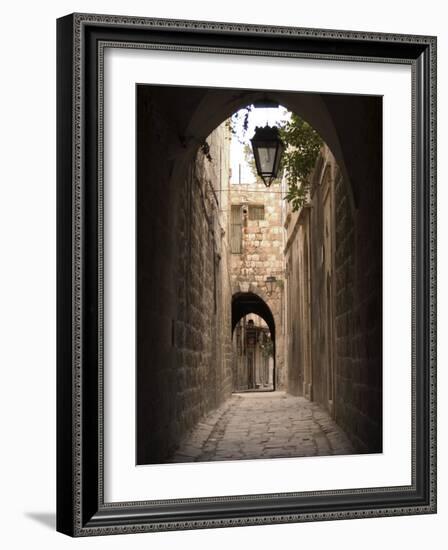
232 292 276 391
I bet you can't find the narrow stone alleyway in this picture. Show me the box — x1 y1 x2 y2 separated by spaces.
169 392 354 463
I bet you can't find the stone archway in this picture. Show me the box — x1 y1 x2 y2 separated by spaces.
232 291 277 391
232 291 275 336
169 87 377 209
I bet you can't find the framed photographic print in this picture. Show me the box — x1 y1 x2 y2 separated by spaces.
56 13 437 536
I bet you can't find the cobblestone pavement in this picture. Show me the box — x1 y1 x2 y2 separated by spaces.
168 391 354 463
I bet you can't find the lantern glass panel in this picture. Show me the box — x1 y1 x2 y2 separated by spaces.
257 146 276 174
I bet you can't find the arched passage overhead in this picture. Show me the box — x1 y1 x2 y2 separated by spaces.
155 86 381 214
185 89 344 178
232 292 276 342
172 88 350 197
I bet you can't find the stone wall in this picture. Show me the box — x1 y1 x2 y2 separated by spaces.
284 209 312 399
333 166 382 452
230 183 285 389
136 85 233 463
284 144 382 453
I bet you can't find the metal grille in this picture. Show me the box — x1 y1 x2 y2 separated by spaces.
231 205 242 253
249 204 265 220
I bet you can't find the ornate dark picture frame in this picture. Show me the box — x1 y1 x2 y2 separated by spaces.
56 13 437 537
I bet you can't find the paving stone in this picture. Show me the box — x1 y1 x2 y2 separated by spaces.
169 391 354 463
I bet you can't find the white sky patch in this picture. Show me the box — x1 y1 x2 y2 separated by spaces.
230 106 291 184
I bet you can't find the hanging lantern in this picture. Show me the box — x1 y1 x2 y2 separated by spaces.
265 275 277 295
250 125 285 187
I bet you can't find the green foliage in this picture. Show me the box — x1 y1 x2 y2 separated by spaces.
279 114 323 211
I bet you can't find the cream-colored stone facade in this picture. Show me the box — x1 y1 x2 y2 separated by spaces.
229 182 286 389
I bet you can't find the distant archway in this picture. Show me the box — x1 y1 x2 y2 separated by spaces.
232 292 275 338
232 292 277 390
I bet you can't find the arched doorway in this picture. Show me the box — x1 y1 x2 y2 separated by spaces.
232 292 276 391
